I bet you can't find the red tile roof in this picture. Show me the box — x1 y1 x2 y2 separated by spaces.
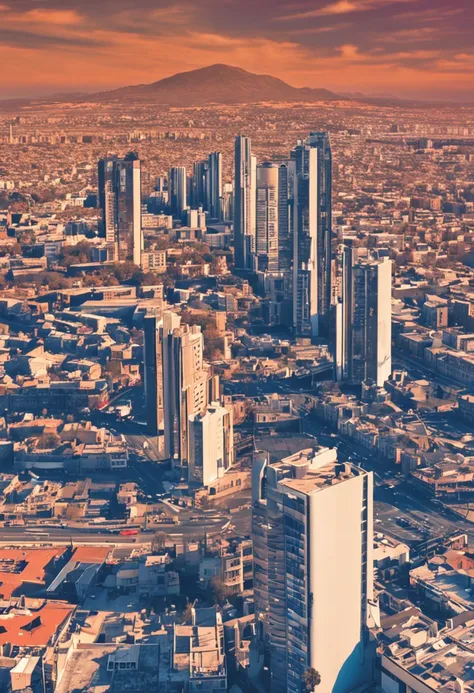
0 602 73 647
0 548 65 599
72 546 110 564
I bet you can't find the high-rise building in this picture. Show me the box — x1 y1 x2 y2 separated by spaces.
277 162 293 272
255 162 279 273
98 153 142 265
252 447 375 693
160 311 211 470
337 247 392 387
192 160 208 209
234 136 256 270
291 132 333 337
207 151 223 220
154 176 168 206
169 166 187 218
221 182 233 222
188 401 234 485
253 161 294 328
143 313 164 436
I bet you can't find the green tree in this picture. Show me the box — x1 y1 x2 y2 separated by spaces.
301 668 321 692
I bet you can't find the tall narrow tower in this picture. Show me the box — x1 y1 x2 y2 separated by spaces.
143 313 164 437
252 448 375 693
234 136 256 270
207 151 223 220
291 132 333 337
338 250 392 387
169 166 187 218
98 153 142 265
255 162 279 273
159 312 211 473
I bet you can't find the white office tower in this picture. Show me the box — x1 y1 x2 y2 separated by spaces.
221 182 233 222
169 166 187 218
187 207 206 230
338 246 392 387
188 401 234 485
252 447 376 693
160 311 211 471
255 162 279 273
234 135 256 270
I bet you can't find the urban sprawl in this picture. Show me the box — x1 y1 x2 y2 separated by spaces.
0 97 474 693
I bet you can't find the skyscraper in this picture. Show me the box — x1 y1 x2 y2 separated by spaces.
252 447 375 693
234 135 256 270
207 151 223 220
277 162 293 272
160 311 211 471
291 132 333 337
143 313 163 436
192 160 208 209
337 248 392 387
98 153 142 265
191 152 222 220
255 162 279 273
169 166 187 218
188 401 234 485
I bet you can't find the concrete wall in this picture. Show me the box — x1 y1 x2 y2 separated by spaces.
308 472 372 693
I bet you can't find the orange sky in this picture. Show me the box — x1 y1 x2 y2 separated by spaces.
1 0 473 100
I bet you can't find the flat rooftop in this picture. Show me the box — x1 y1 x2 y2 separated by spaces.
279 460 365 495
0 547 66 599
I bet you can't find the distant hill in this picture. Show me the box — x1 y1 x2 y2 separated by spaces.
85 63 344 106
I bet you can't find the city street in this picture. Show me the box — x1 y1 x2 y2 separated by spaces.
85 379 474 551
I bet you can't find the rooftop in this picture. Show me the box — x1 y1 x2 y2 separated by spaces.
0 547 65 599
0 601 73 647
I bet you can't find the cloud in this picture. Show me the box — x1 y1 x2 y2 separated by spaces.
0 29 106 49
394 7 464 21
379 27 442 44
274 0 416 21
286 22 350 35
14 8 83 25
0 0 473 101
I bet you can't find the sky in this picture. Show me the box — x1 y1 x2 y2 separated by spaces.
1 0 474 101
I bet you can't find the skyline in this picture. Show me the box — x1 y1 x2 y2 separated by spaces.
1 0 474 101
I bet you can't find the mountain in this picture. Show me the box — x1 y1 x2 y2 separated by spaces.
85 64 343 106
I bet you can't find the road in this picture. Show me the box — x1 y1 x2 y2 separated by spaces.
297 409 474 548
0 512 232 546
91 386 163 462
392 350 464 389
63 380 474 551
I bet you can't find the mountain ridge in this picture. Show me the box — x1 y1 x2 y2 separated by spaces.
82 63 344 105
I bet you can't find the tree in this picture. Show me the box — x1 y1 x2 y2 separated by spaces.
206 576 227 606
59 241 92 267
36 432 60 450
152 531 167 553
108 261 147 286
301 668 321 692
182 601 194 624
36 272 70 290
